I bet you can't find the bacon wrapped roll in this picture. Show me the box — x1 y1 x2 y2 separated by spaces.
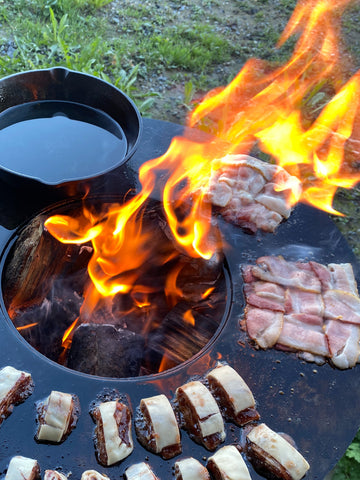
44 471 67 480
5 456 40 480
176 380 225 450
135 393 181 459
124 462 159 480
0 365 33 424
81 471 110 480
207 445 252 480
91 399 133 466
206 364 259 425
246 423 310 480
36 390 79 443
174 457 210 480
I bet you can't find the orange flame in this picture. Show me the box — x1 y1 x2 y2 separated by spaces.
45 0 360 326
183 309 196 327
16 322 38 331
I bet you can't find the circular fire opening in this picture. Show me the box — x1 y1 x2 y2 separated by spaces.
2 197 229 378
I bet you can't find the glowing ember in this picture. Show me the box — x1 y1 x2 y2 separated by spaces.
45 0 360 329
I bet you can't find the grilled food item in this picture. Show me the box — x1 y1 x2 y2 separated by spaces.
44 471 68 480
207 445 252 480
205 155 301 233
81 471 110 480
243 257 360 368
246 423 310 480
176 380 225 450
91 399 133 466
0 365 34 424
135 393 181 459
174 457 210 480
36 390 79 443
5 456 40 480
206 364 259 426
124 462 159 480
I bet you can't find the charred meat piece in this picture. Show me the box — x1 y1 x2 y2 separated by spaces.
5 456 40 480
91 399 133 466
44 471 67 480
0 365 34 424
174 457 210 480
206 364 259 426
36 390 79 443
135 394 181 459
176 380 225 450
81 471 110 480
246 423 310 480
124 462 159 480
207 445 252 480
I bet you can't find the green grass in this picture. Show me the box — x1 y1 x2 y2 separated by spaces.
0 2 359 476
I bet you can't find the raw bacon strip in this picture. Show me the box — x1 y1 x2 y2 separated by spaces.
135 394 181 459
284 289 324 317
176 380 225 450
245 307 283 348
81 471 110 480
244 281 285 312
124 462 159 480
206 364 259 426
207 445 252 480
0 365 34 424
44 472 68 480
325 320 360 369
323 290 360 324
277 314 329 357
36 391 79 443
91 400 133 466
328 263 359 295
246 423 310 480
174 458 210 480
251 256 321 293
5 456 40 480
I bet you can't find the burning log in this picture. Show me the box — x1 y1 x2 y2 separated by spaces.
3 216 73 314
145 301 221 369
66 324 145 377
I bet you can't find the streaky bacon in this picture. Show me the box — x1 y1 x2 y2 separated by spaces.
325 320 360 369
245 307 283 349
251 256 322 293
323 290 360 325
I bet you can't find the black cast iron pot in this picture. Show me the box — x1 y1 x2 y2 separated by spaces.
0 67 142 219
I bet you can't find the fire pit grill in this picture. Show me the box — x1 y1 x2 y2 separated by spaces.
0 118 358 479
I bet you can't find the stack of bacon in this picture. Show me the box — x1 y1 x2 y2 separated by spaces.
205 155 302 233
242 256 360 369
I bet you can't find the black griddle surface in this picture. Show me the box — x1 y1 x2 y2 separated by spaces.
0 118 358 480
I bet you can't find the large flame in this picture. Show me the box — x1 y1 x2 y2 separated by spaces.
46 0 360 324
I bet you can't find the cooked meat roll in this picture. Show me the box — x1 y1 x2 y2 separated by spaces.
5 456 40 480
124 462 159 480
174 457 210 480
176 380 225 450
36 390 79 443
81 470 110 480
0 365 33 424
91 399 133 466
207 445 252 480
44 471 67 480
206 364 259 425
135 393 181 459
246 423 310 480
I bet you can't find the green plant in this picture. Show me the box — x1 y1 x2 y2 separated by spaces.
332 431 360 480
